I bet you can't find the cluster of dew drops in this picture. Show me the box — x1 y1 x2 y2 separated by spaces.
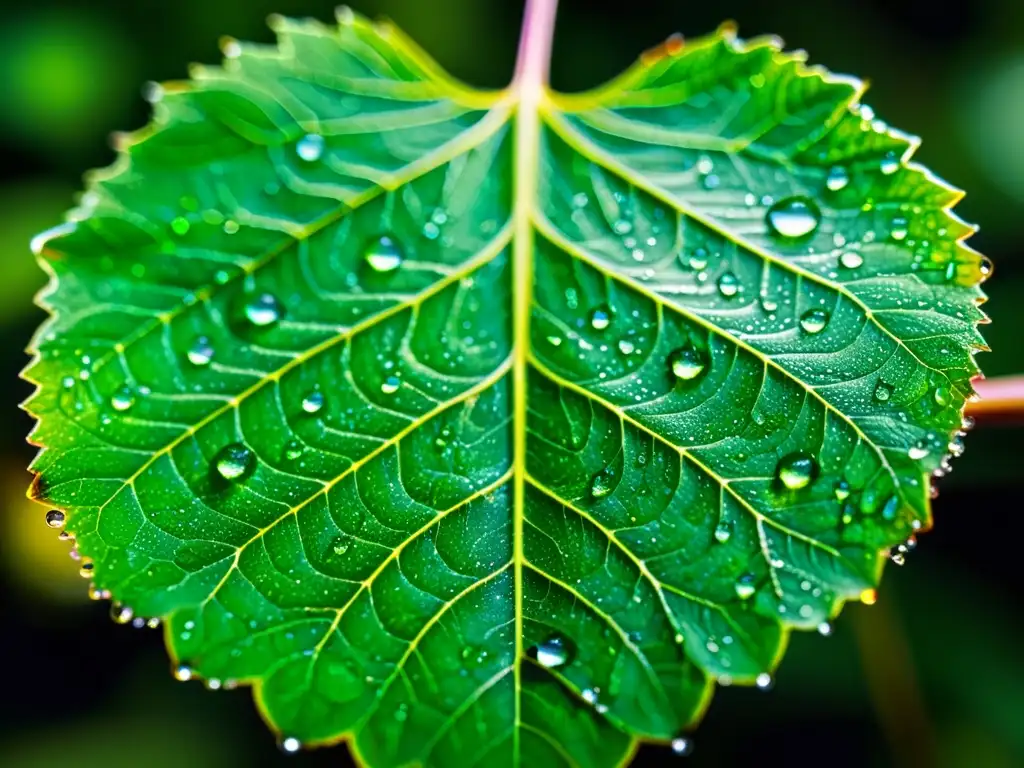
41 105 989 757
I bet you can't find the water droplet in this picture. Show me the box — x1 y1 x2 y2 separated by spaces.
590 306 612 330
880 152 900 175
380 375 401 395
187 336 214 367
617 339 635 355
422 221 440 240
244 293 283 327
214 443 254 482
839 251 863 269
775 452 819 491
687 248 709 270
890 217 908 241
363 235 403 273
572 192 589 208
612 219 632 235
283 440 305 461
766 197 821 238
825 166 849 191
531 634 575 669
717 272 740 298
873 381 894 402
799 308 830 334
933 386 951 408
817 622 833 636
171 216 190 236
590 469 615 499
908 439 930 461
111 602 134 624
671 737 694 756
860 588 878 605
713 521 732 544
833 480 851 502
755 673 774 690
110 387 136 412
734 573 756 600
670 347 707 382
296 133 325 162
45 510 65 529
301 391 324 414
280 736 302 754
174 664 193 681
546 335 563 347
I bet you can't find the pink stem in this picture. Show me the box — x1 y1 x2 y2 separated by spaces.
969 375 1024 421
514 0 559 87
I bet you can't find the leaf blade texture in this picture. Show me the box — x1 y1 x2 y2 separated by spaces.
24 11 988 766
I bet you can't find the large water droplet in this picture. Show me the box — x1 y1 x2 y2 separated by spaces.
839 251 863 269
531 634 575 669
734 573 756 600
110 386 136 412
670 347 707 382
380 375 401 395
873 381 894 402
187 336 214 366
933 386 951 408
766 197 821 238
890 217 909 241
755 673 774 690
799 308 830 334
364 235 403 273
880 151 900 175
301 391 324 414
775 452 819 490
244 293 283 327
825 166 849 192
45 510 66 529
687 248 709 270
590 306 612 331
671 736 694 756
717 272 740 297
215 443 254 481
713 521 732 544
280 737 302 754
296 133 325 162
908 439 930 461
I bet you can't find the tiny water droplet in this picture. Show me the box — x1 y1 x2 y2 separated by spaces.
890 217 909 241
380 375 401 395
171 216 190 236
363 235 403 273
612 219 632 235
531 634 575 669
839 251 863 269
775 452 819 491
111 602 134 624
833 480 851 502
296 133 325 162
110 386 136 412
671 737 694 756
187 336 214 366
590 306 612 330
617 339 635 355
734 573 756 600
244 293 283 327
687 248 709 270
717 272 740 297
713 521 732 544
825 166 849 191
590 469 615 499
215 443 254 481
817 622 833 636
799 308 830 334
283 439 305 461
546 335 563 347
908 439 930 461
301 391 324 414
755 673 774 690
873 381 894 402
880 152 900 175
766 197 821 238
670 347 707 381
45 510 66 529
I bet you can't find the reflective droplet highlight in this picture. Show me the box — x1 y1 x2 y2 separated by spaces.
244 293 282 327
734 573 756 600
45 510 66 529
880 152 900 175
215 443 254 482
296 133 325 162
531 634 574 669
839 251 863 269
799 308 830 334
110 387 136 412
590 469 615 499
890 217 909 241
671 737 694 756
873 381 894 402
670 347 707 381
933 386 951 407
908 440 930 461
280 737 302 754
363 235 403 273
301 391 324 414
174 664 193 681
825 166 849 191
617 339 635 355
187 336 214 366
717 272 739 297
713 521 732 544
775 452 819 490
766 197 821 238
590 306 611 331
833 480 850 502
380 375 400 395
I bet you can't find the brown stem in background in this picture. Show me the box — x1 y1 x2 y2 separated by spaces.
967 375 1024 422
852 601 937 768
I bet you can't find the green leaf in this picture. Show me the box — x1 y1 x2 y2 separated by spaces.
24 8 988 765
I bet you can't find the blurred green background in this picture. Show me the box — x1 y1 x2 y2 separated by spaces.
1 1 1021 766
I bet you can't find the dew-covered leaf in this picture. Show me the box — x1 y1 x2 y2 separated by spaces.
23 9 988 766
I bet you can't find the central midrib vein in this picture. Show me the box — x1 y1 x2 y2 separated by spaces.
511 0 559 758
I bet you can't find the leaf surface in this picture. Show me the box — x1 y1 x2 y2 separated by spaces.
24 10 988 766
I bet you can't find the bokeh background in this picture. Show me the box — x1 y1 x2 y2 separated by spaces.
1 1 1022 766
